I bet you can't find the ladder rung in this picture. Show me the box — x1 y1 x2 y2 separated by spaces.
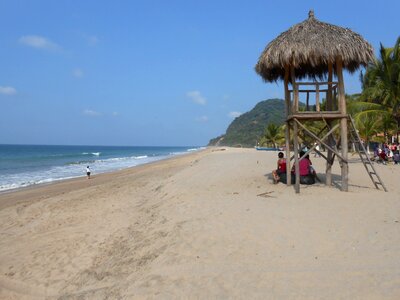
349 116 386 192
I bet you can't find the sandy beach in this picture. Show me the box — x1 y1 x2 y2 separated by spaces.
0 147 399 299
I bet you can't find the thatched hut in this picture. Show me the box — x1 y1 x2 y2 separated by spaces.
256 10 377 193
256 10 374 82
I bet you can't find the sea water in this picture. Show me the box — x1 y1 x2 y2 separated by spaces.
0 144 204 192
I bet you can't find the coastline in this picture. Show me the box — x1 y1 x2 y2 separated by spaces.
0 145 203 194
1 147 399 298
0 148 207 210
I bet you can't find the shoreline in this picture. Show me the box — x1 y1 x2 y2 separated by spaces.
0 148 207 209
0 145 204 195
1 147 399 298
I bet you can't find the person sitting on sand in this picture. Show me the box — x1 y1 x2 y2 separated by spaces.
373 147 380 161
272 152 286 184
379 150 388 165
306 154 321 182
393 150 400 165
291 151 316 185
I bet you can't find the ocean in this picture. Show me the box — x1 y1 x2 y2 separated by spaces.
0 144 204 192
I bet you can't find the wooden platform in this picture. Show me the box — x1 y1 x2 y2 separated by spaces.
287 112 347 121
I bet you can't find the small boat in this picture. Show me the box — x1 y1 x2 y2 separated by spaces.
255 147 281 151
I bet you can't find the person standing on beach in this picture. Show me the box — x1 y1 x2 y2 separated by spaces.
86 166 91 179
314 142 320 157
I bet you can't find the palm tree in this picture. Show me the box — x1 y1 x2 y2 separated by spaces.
348 95 395 142
355 114 381 154
381 113 397 142
361 36 400 141
260 123 284 148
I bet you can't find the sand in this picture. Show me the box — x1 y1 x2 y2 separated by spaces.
0 147 399 299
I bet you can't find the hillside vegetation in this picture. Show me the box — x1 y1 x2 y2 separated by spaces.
208 99 285 147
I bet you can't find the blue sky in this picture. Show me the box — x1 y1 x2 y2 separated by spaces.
0 0 399 146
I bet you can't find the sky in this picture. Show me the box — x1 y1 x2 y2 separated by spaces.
0 0 399 146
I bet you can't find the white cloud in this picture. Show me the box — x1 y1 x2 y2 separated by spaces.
83 109 102 117
112 112 119 117
19 35 60 51
228 111 242 118
195 115 208 122
87 35 99 46
187 90 206 105
0 86 17 95
73 68 84 78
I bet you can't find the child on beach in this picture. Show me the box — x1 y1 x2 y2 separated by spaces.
272 152 286 184
86 166 91 179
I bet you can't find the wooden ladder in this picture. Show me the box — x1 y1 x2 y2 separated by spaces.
348 116 388 192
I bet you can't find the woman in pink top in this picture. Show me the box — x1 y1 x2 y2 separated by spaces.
299 157 311 176
291 151 317 185
292 151 311 176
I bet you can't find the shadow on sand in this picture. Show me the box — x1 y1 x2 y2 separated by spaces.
265 172 372 190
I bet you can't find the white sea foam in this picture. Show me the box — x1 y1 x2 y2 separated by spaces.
170 147 202 156
0 156 158 192
0 147 202 192
82 152 101 156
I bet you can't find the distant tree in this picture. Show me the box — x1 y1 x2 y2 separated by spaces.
259 123 284 148
380 113 397 142
355 114 381 154
349 93 398 144
361 36 400 141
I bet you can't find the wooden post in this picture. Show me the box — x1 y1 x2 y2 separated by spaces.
327 63 333 111
293 120 300 193
290 65 298 112
316 84 320 112
333 88 337 110
284 65 291 117
284 65 292 185
336 57 348 191
290 64 300 192
326 63 333 186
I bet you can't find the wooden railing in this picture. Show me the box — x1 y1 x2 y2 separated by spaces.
289 81 338 113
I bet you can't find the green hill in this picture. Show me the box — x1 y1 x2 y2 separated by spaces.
208 99 286 147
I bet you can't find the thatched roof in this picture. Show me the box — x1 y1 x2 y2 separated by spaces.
255 10 374 82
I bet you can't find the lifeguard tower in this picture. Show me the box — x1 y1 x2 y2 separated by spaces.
256 10 386 193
